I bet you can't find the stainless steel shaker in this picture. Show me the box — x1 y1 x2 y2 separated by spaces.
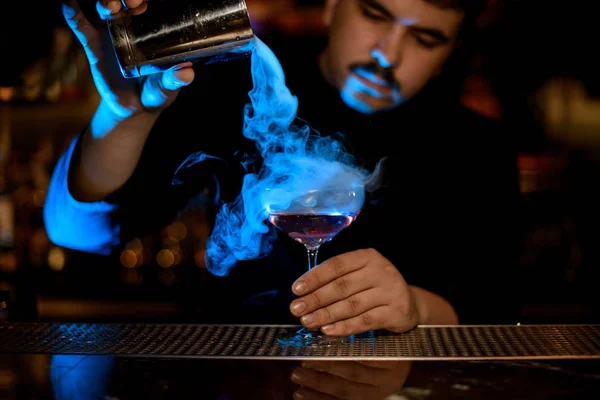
107 0 255 78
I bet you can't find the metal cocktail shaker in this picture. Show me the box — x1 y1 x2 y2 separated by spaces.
107 0 255 78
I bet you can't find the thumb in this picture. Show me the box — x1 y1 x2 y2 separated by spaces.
62 0 102 65
140 65 195 109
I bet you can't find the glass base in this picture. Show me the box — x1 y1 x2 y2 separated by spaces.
277 326 353 348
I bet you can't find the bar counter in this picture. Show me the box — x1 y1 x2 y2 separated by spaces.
1 323 599 399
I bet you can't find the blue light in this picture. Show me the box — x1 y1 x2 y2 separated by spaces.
340 65 402 114
43 136 120 255
50 355 114 400
371 49 393 69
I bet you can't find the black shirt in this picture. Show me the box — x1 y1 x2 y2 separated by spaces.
105 35 523 325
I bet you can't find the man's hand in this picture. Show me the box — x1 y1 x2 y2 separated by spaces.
63 0 195 120
290 248 419 336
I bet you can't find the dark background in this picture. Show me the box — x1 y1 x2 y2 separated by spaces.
1 0 599 323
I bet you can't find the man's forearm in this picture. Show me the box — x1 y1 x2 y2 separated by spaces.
410 285 459 325
70 100 161 202
44 135 121 254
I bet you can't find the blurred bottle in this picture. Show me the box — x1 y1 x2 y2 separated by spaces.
0 91 16 270
0 88 17 321
20 60 46 103
28 136 55 268
44 27 70 103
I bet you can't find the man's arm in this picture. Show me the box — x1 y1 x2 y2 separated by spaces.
43 101 194 254
43 98 170 254
410 285 459 325
43 133 120 255
43 0 195 253
69 101 161 202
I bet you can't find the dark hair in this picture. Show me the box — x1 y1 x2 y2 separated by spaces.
425 0 490 35
415 1 491 101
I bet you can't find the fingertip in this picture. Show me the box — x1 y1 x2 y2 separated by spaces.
62 2 76 19
173 68 195 85
161 68 193 91
96 0 121 18
125 0 144 9
292 280 307 296
321 324 335 334
107 0 122 13
293 390 305 400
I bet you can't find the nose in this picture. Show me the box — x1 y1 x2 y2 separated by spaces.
371 26 404 69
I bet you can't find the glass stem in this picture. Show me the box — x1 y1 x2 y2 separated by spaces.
306 246 320 270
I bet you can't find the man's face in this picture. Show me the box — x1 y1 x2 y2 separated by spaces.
321 0 465 114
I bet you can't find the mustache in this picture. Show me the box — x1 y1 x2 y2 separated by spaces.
349 62 400 89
